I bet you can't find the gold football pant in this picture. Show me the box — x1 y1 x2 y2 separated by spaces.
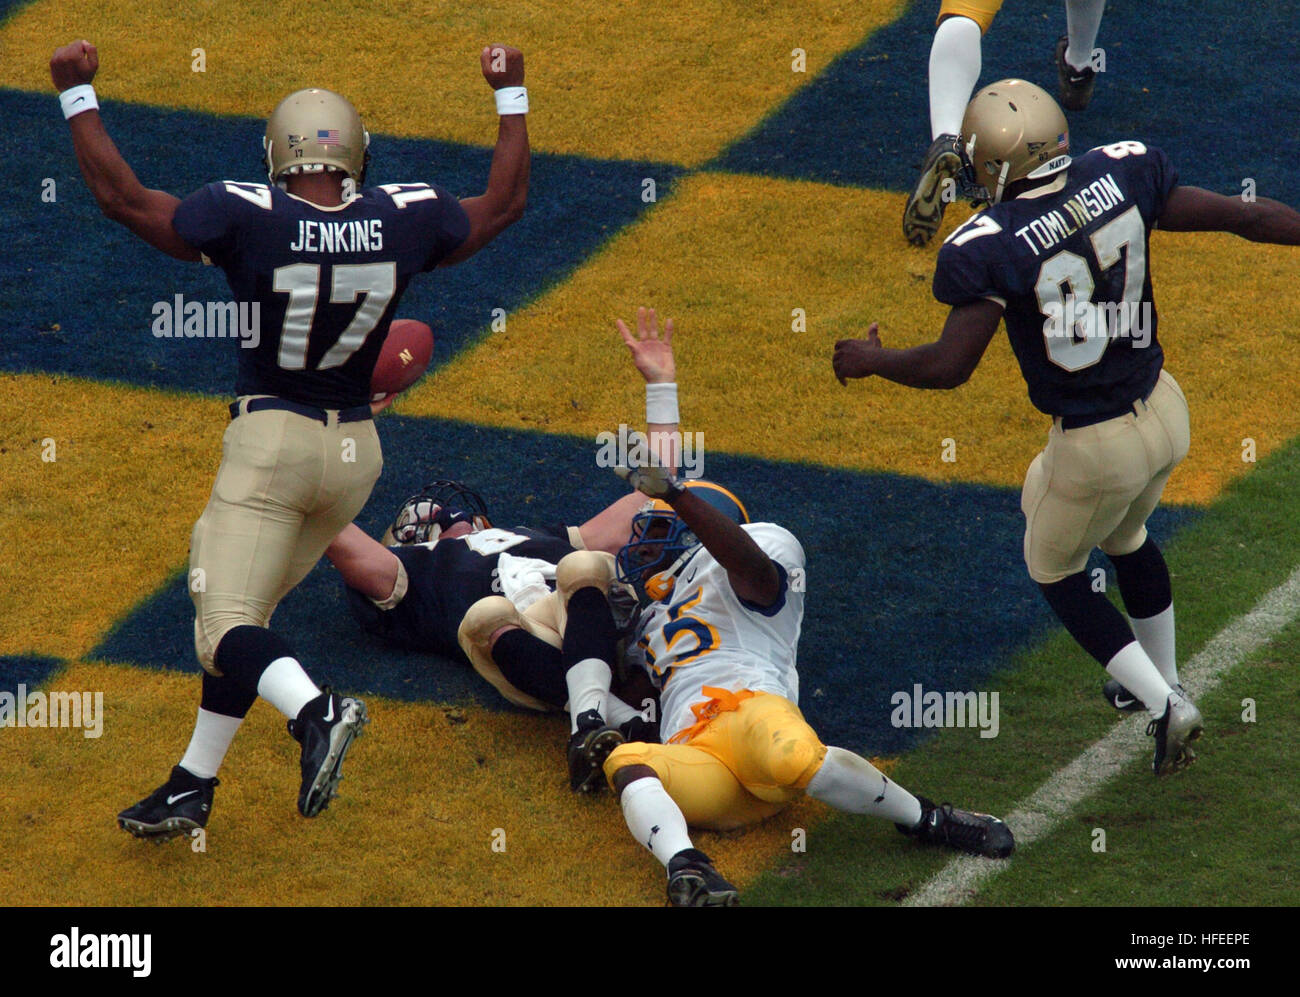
1022 369 1190 584
190 398 383 674
604 689 828 831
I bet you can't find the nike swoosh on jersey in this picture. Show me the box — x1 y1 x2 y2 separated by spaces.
166 790 198 805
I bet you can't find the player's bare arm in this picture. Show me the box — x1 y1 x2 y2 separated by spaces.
50 41 200 262
440 45 530 265
618 465 781 607
832 299 1003 389
324 525 402 602
579 306 681 554
1158 185 1300 244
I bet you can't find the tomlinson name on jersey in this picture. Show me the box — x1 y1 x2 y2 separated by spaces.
288 218 384 254
1013 172 1125 257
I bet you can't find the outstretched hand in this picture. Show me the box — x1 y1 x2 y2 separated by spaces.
617 306 675 385
50 39 98 91
832 322 883 386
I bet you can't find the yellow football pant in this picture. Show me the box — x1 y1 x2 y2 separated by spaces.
604 690 828 831
937 0 1004 33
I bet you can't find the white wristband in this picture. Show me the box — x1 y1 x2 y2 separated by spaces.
646 382 679 424
494 86 528 115
60 84 98 120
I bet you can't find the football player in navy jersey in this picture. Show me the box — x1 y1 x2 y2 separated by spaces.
836 79 1300 776
50 38 530 838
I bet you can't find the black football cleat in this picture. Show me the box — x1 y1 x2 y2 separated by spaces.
666 848 739 907
567 708 625 793
1102 679 1147 712
288 689 369 817
902 133 965 247
618 714 660 744
1147 691 1202 776
118 765 218 843
1103 679 1186 713
897 796 1015 859
1054 35 1097 111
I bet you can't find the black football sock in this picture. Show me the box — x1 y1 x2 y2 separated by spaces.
563 587 619 730
1109 536 1172 619
198 669 257 719
1037 571 1136 666
491 629 568 708
212 625 298 696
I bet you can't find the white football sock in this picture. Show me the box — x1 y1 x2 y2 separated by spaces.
1064 0 1105 71
604 694 643 727
256 656 320 720
929 15 983 139
1128 604 1178 687
1105 641 1174 719
178 708 243 780
620 776 694 866
565 658 611 732
806 746 924 826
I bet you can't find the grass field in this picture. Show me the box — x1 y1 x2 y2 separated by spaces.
0 0 1296 941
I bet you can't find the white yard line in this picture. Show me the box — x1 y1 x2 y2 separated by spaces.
903 563 1300 908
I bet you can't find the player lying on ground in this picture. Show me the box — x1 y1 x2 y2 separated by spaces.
324 309 681 765
325 478 656 737
50 38 530 839
903 0 1106 246
836 79 1300 775
556 344 1014 909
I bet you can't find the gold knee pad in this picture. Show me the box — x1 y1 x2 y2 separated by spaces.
554 550 618 635
555 550 616 601
457 595 559 712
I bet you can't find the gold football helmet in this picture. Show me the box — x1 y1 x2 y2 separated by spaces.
960 79 1071 204
263 88 370 188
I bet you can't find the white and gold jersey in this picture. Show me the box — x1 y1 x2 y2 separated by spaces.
634 523 806 740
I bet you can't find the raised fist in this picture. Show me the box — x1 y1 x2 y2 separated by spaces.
480 44 524 89
50 40 98 91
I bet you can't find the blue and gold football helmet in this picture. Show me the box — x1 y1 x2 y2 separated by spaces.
616 480 749 602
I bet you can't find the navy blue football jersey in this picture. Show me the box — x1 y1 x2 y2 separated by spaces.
343 525 576 658
172 181 469 408
934 142 1179 417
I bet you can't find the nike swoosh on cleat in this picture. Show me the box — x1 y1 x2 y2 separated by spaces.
323 698 335 723
1114 696 1135 708
166 790 198 805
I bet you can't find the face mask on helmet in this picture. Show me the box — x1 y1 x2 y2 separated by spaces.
616 502 699 602
383 479 492 546
614 481 750 603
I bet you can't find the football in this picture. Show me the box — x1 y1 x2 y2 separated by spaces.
370 318 434 400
